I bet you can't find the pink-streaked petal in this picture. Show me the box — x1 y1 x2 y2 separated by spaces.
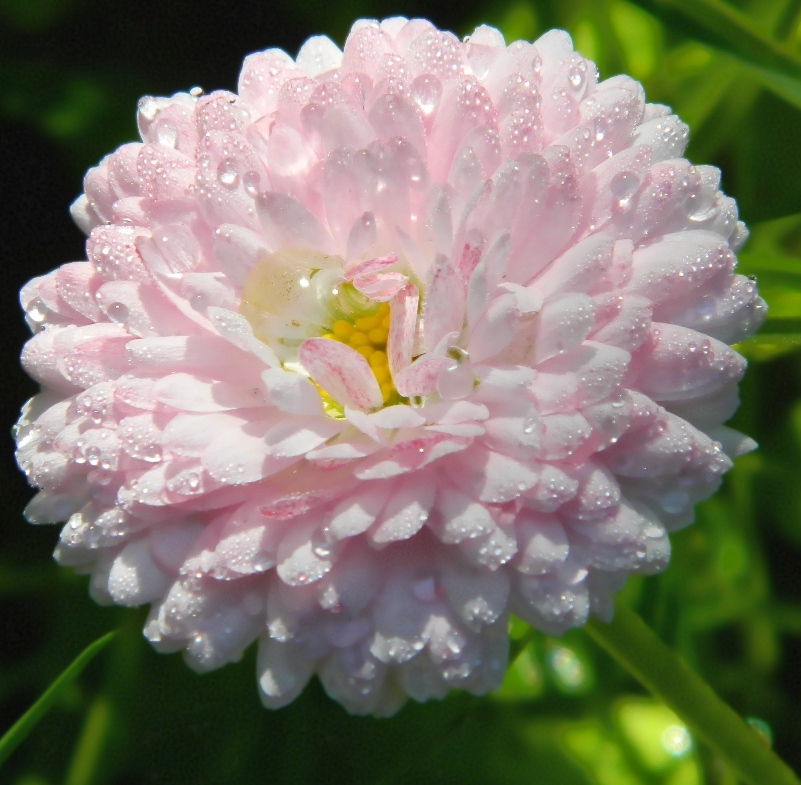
421 254 465 352
387 283 419 378
393 355 452 398
299 337 383 411
352 272 408 301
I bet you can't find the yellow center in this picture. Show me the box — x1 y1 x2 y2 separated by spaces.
238 252 403 416
322 301 399 406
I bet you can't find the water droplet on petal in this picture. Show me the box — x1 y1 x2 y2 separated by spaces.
683 191 718 221
594 118 606 142
610 171 639 210
217 159 239 188
312 527 335 558
694 295 716 320
659 490 689 514
27 298 47 324
438 363 474 400
568 62 586 93
106 302 129 323
411 74 442 116
242 169 261 196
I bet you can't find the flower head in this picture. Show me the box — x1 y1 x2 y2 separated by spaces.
15 19 764 715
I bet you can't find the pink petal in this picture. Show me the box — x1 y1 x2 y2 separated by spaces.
387 283 419 378
370 475 436 543
421 254 465 352
393 355 452 398
352 272 408 301
299 338 382 411
256 192 334 253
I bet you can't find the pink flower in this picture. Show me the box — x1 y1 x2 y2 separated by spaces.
15 18 764 715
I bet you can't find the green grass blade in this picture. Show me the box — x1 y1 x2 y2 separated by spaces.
0 630 116 770
629 0 801 107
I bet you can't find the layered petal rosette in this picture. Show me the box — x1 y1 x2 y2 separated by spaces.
15 19 765 715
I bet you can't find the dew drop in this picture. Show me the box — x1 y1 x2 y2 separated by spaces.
659 490 689 514
438 363 474 400
610 171 639 210
242 169 261 196
217 159 239 188
411 74 442 116
312 528 334 559
594 118 606 142
140 444 162 463
27 298 47 324
568 62 586 92
683 191 717 222
695 294 716 319
106 302 129 322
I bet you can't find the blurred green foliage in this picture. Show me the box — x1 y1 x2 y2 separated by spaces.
3 0 801 783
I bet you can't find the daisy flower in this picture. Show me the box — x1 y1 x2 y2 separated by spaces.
15 18 764 715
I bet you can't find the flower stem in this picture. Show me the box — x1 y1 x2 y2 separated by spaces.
585 603 800 785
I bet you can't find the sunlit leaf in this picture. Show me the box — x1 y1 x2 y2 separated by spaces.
616 698 700 779
629 0 801 108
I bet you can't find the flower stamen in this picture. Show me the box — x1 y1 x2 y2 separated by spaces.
323 302 398 404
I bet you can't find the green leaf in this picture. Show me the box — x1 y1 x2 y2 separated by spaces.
737 252 801 291
0 631 116 770
751 317 801 339
628 0 801 108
